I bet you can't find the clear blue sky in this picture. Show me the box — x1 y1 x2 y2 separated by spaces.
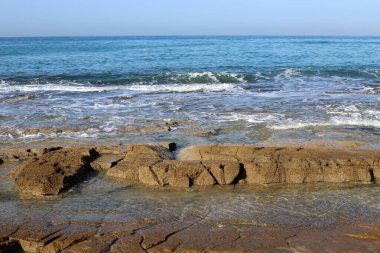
1 0 380 37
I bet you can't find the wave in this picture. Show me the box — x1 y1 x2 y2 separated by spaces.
270 117 380 130
128 83 239 93
218 113 283 123
1 67 379 87
0 82 240 94
0 82 122 93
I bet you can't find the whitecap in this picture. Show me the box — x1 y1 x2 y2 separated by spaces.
0 83 122 93
270 117 380 130
128 83 239 93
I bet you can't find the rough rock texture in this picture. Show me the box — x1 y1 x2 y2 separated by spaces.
1 219 379 253
14 148 99 195
105 145 174 181
91 144 243 188
179 145 380 185
9 143 380 194
90 154 125 171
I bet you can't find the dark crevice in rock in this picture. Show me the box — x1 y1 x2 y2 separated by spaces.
147 212 211 251
206 168 220 185
132 231 148 253
110 159 122 168
188 177 194 187
105 237 119 253
43 147 63 154
82 148 100 164
0 240 24 253
369 168 376 183
0 158 4 165
233 163 247 184
60 236 93 252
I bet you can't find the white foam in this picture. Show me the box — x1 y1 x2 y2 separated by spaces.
219 113 283 123
270 117 380 130
128 83 239 93
0 81 241 94
0 83 122 93
274 68 301 80
169 72 246 83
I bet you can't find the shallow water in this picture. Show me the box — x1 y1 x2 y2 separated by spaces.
1 36 380 145
1 163 379 229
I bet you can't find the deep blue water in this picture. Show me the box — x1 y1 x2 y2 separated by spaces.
0 36 379 145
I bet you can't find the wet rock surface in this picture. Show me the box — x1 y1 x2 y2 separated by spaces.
179 145 380 184
1 142 380 252
1 218 380 253
9 143 380 196
14 148 99 196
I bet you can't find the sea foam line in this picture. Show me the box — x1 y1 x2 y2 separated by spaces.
0 82 240 93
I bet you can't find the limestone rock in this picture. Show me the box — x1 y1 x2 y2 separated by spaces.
106 144 174 181
14 148 98 195
179 145 380 184
194 169 215 186
139 166 161 186
125 145 174 160
202 161 241 185
107 158 160 181
90 154 125 171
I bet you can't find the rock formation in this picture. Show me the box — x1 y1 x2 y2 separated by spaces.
10 143 380 196
14 148 99 195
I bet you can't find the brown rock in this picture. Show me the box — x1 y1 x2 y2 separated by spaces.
178 145 240 161
108 233 145 253
14 148 98 195
149 160 205 187
106 144 173 181
179 145 380 185
9 221 69 253
170 171 190 188
62 234 118 253
138 166 160 186
90 154 125 171
203 161 241 185
125 145 174 160
194 169 215 186
107 158 160 181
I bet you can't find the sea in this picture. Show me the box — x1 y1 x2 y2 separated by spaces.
1 36 380 145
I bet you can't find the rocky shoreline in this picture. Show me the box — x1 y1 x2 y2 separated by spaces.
3 142 379 196
1 141 380 252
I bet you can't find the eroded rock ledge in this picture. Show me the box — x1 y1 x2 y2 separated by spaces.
4 143 379 196
1 218 380 253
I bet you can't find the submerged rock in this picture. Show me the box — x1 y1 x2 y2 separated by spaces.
14 148 99 196
192 129 218 137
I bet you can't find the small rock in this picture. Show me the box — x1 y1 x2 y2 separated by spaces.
192 129 218 137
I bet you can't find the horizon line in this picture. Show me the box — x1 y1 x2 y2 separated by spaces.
1 34 380 39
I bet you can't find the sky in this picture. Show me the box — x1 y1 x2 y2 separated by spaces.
0 0 380 37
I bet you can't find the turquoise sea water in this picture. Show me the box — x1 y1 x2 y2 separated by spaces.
0 36 380 145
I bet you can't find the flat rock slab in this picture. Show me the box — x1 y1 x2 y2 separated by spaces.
179 145 380 185
1 220 379 253
14 148 99 196
9 143 380 194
